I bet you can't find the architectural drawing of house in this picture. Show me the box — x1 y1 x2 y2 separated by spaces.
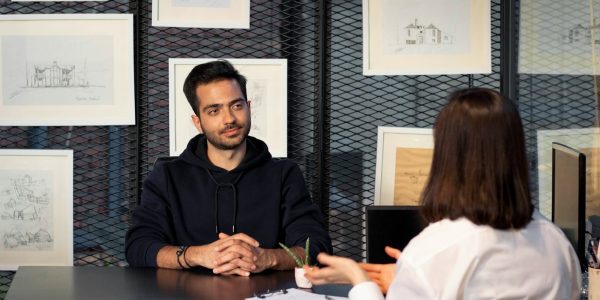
562 21 600 45
27 60 89 88
403 19 453 46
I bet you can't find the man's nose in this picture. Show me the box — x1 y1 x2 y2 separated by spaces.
223 107 236 124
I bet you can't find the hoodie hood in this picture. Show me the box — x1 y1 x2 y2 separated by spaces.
179 134 272 172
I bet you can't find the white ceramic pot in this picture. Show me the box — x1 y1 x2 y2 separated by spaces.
294 267 313 289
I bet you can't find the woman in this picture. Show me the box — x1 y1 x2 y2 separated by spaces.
305 88 581 299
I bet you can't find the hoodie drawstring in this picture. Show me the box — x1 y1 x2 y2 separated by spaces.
206 169 244 236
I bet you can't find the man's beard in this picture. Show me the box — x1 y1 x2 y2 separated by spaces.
202 121 251 150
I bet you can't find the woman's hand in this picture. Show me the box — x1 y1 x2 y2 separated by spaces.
358 246 401 293
304 253 370 286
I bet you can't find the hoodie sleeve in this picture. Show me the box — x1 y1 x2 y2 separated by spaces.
125 162 172 267
280 162 333 261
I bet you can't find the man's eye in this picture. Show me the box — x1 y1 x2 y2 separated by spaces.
207 109 218 115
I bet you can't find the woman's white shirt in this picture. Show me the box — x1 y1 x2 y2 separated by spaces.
349 210 581 300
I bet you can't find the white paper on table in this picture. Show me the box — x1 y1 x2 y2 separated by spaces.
245 288 348 300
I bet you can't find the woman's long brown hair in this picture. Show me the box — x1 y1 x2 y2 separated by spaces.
420 88 533 229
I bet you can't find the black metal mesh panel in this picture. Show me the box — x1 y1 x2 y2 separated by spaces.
326 0 502 260
0 271 10 300
0 1 134 298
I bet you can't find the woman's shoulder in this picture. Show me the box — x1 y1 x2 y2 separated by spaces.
400 217 488 262
523 210 574 246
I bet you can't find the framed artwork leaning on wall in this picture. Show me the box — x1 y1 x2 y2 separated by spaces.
0 149 73 270
374 126 433 206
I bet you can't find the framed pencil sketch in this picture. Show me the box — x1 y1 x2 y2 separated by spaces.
152 0 250 28
537 128 600 219
0 14 135 126
0 149 73 270
374 127 434 206
363 0 491 75
169 58 288 157
519 0 599 75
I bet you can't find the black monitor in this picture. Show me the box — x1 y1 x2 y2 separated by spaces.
366 206 427 263
552 142 586 266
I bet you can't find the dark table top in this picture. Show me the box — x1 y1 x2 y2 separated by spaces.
6 266 351 300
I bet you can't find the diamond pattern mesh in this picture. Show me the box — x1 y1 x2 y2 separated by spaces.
0 1 134 298
2 0 596 298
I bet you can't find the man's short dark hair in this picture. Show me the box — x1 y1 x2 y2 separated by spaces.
182 60 248 116
420 87 533 229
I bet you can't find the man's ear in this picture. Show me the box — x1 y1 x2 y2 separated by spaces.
247 100 251 113
191 114 203 133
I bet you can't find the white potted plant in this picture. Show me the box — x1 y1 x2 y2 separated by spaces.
279 237 313 288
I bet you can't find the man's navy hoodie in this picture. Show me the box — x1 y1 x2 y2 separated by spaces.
125 134 332 267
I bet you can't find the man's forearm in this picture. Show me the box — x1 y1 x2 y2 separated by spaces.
156 244 305 272
156 245 208 269
266 246 305 270
156 245 183 269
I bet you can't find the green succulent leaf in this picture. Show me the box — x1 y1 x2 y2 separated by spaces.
304 237 310 266
279 242 303 268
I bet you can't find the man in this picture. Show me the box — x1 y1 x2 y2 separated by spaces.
125 60 332 276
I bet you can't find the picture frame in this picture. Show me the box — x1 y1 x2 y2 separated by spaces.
0 149 73 270
519 0 598 75
374 127 433 206
363 0 491 75
169 58 288 157
12 0 107 2
0 14 135 126
537 128 600 219
152 0 250 28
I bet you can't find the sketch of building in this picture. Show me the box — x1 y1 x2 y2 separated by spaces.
0 171 53 251
562 21 600 45
1 174 48 221
10 174 49 205
403 19 453 46
2 35 114 105
27 61 89 88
